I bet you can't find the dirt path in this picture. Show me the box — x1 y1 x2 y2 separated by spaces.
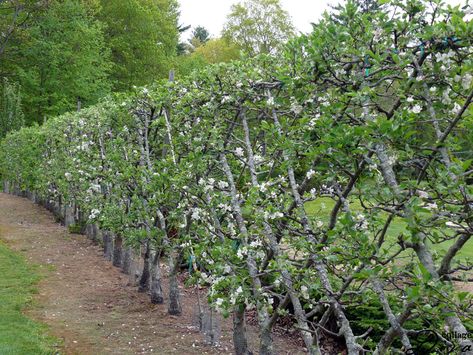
0 193 304 355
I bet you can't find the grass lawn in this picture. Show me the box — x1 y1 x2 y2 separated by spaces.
305 197 473 260
0 242 58 355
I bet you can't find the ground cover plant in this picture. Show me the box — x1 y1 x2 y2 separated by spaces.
1 1 472 354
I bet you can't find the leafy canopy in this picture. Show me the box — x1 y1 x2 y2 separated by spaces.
222 0 295 56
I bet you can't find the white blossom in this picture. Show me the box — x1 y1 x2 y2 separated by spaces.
191 208 202 221
259 182 268 193
301 285 310 300
88 209 100 220
411 104 422 114
235 147 245 157
355 213 369 230
417 190 429 199
253 154 264 165
462 73 472 90
250 240 262 248
266 211 283 220
290 99 303 115
236 247 247 259
425 203 438 210
442 88 452 105
308 115 320 128
306 169 316 179
310 188 317 198
452 102 462 115
217 181 229 189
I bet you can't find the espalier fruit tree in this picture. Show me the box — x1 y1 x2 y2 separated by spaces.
1 1 472 354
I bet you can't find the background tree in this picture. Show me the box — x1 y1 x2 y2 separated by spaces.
0 78 24 138
15 0 112 124
176 23 192 55
0 1 37 60
98 0 179 91
193 38 239 63
189 25 210 50
222 0 295 56
175 38 240 76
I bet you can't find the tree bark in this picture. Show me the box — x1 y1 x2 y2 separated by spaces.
150 250 164 304
233 305 252 355
112 234 123 267
138 240 151 292
103 231 113 261
167 251 182 315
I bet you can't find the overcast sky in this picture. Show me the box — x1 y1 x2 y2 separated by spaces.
178 0 466 40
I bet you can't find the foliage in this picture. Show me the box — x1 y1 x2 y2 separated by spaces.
1 1 473 354
0 0 39 62
193 38 240 63
222 0 295 56
0 78 24 138
98 0 179 92
15 0 112 123
175 38 240 77
189 25 210 49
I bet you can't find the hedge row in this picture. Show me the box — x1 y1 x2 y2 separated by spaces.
1 2 473 354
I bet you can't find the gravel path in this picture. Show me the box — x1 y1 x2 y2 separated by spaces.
0 193 306 355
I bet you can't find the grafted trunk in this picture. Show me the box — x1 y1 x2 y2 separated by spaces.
112 234 123 267
138 240 151 292
55 196 63 221
233 305 252 355
64 203 75 227
92 224 100 243
154 209 182 315
103 231 113 261
150 250 164 304
121 246 133 275
167 251 182 315
86 224 99 242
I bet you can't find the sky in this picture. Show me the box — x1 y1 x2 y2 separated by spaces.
177 0 466 40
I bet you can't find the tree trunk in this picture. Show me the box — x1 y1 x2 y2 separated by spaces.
103 231 113 261
167 252 182 315
150 250 164 304
112 234 123 267
138 240 151 292
233 305 252 355
64 203 75 227
122 246 133 275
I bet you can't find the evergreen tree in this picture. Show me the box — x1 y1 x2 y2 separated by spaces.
189 26 210 49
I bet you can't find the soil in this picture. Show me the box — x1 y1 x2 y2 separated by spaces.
0 193 306 355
